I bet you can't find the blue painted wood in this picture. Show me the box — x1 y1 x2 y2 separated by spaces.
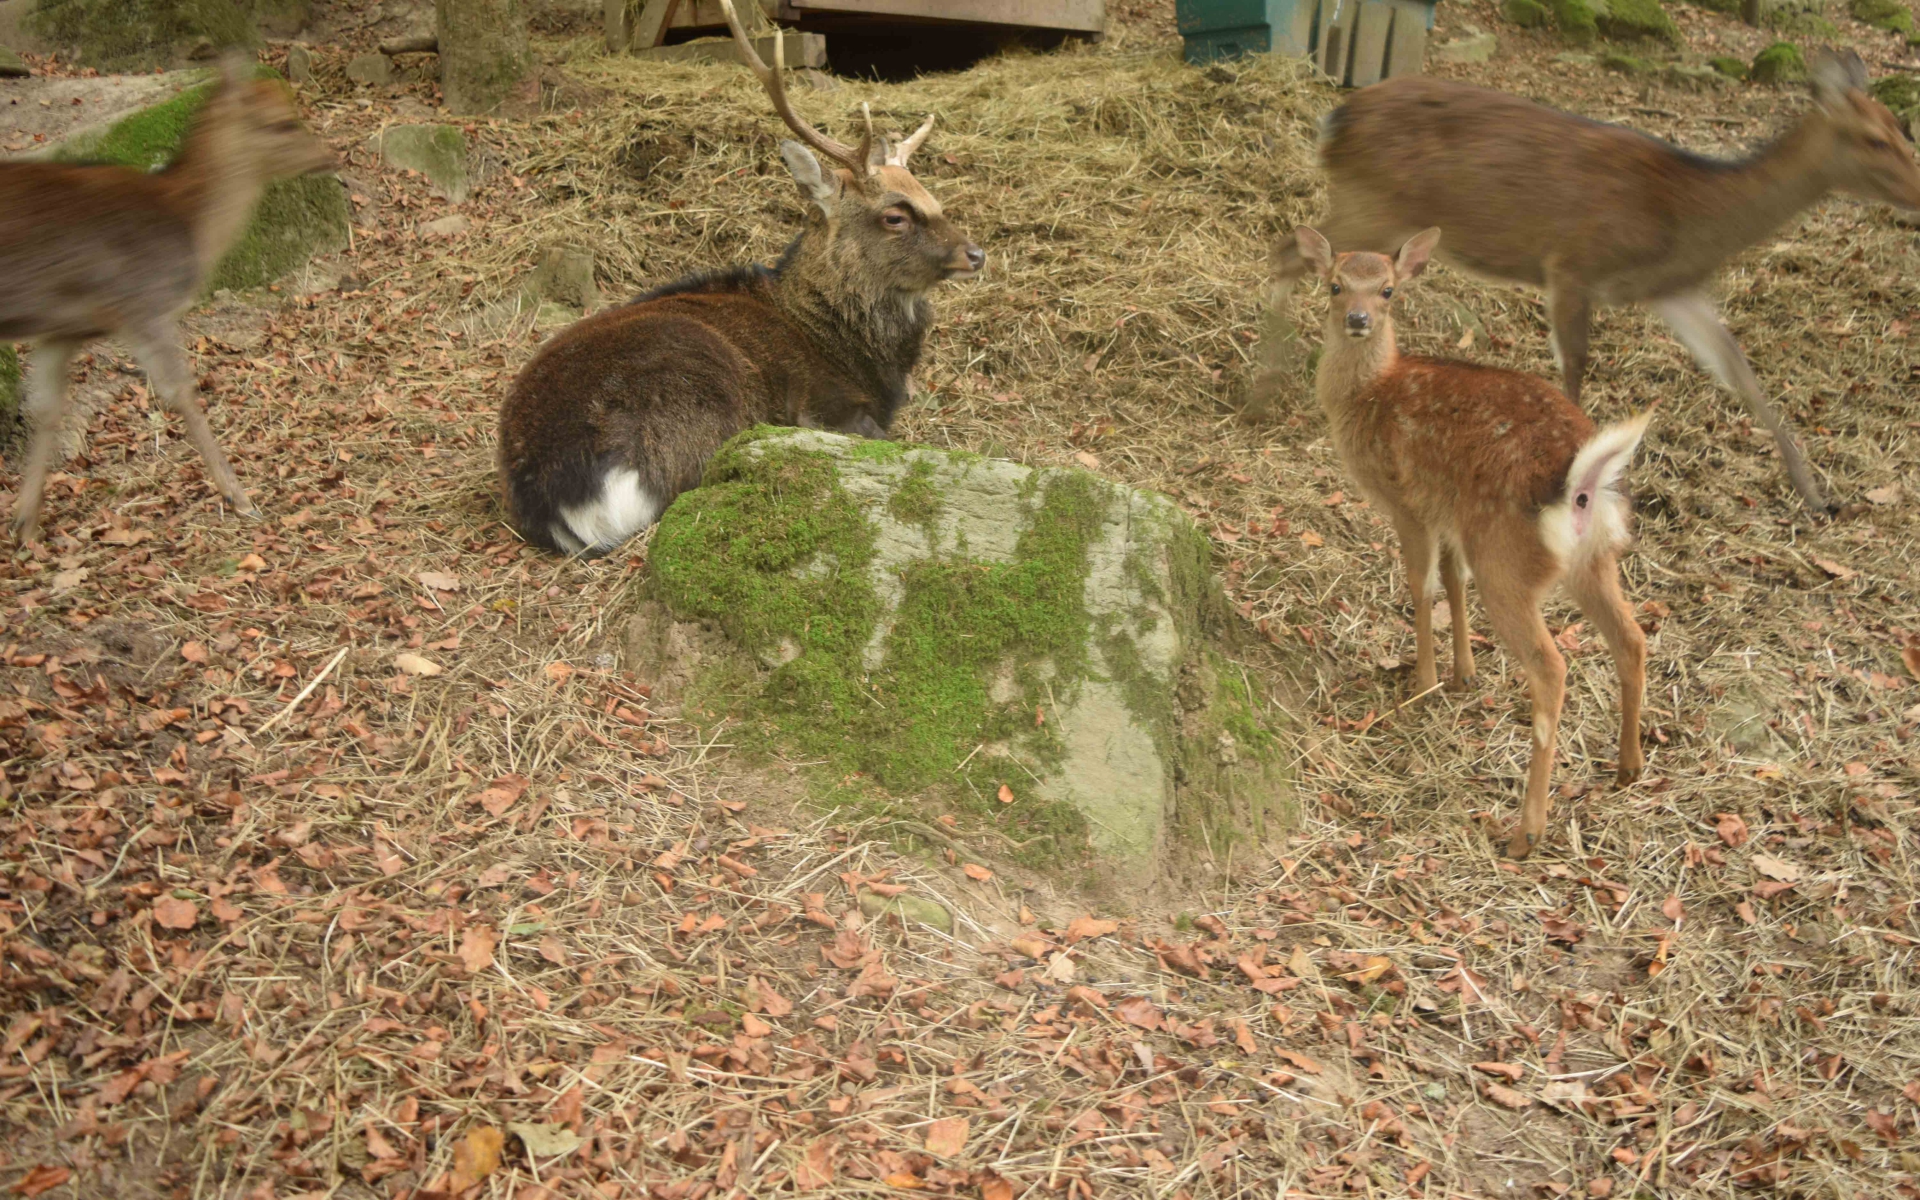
1176 0 1433 80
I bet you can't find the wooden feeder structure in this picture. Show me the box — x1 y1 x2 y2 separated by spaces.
1175 0 1434 87
607 0 1107 73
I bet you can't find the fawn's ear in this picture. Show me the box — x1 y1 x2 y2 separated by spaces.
1294 227 1334 277
780 140 841 216
1395 227 1442 282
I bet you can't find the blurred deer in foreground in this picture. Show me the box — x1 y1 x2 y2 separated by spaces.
1272 48 1920 515
496 0 982 556
0 53 337 541
1297 225 1652 860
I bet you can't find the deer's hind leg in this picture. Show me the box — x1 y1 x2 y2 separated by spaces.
1564 550 1646 785
1478 569 1566 860
128 322 257 518
10 338 83 542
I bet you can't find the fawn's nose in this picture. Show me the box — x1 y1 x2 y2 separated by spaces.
1345 310 1371 333
965 245 986 272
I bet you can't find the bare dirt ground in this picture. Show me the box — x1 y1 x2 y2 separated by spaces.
0 2 1917 1198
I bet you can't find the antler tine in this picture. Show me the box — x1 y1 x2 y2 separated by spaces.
885 114 936 168
718 0 867 176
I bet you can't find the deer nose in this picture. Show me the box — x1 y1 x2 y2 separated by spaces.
964 244 985 272
1345 310 1371 331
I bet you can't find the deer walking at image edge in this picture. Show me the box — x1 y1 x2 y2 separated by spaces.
1273 48 1920 515
1296 224 1652 860
0 53 338 541
495 0 983 557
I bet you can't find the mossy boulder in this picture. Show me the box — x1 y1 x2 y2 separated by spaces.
1603 50 1654 73
1751 41 1807 82
373 124 470 204
1506 0 1553 22
49 67 347 292
1871 73 1920 134
0 345 20 446
26 0 306 70
1709 54 1751 78
638 427 1295 881
1850 0 1915 30
0 44 28 76
1596 0 1683 40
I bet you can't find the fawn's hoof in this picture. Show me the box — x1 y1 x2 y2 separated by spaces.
8 511 41 545
1505 829 1540 860
1444 673 1476 695
230 498 262 520
1616 762 1643 786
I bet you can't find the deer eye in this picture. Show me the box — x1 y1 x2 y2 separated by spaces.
1381 286 1394 299
882 209 911 230
1329 283 1342 295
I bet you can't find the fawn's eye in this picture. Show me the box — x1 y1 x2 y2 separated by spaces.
1380 287 1394 299
1329 283 1342 295
882 209 911 229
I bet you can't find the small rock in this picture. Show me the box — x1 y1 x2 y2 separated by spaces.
522 245 599 312
346 52 393 87
374 124 470 203
287 44 313 86
420 214 470 238
857 891 954 934
1553 51 1597 66
1602 52 1653 76
0 46 27 78
1662 63 1730 91
1432 32 1498 64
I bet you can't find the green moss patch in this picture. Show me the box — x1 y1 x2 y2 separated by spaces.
29 0 254 70
1751 41 1808 83
1850 0 1915 31
1595 0 1681 41
50 67 347 292
0 345 20 449
646 427 1294 875
1504 0 1553 25
1547 0 1599 43
1710 54 1751 78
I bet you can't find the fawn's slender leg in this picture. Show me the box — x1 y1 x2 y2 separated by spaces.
1482 579 1566 859
1439 541 1475 692
1651 291 1829 514
1400 524 1439 695
1544 272 1592 403
1565 552 1647 784
127 323 257 518
10 338 83 543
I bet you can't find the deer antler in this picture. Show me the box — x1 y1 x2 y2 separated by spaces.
884 114 936 168
719 0 871 178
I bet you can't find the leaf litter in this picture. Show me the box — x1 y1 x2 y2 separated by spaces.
0 3 1916 1199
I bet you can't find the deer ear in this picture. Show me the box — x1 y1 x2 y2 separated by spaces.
780 140 839 213
1294 227 1334 275
1808 48 1868 109
1395 227 1442 281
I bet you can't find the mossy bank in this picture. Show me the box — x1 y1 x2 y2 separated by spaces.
49 65 347 293
628 427 1299 889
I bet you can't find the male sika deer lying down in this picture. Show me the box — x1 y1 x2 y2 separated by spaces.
1297 225 1654 859
495 0 982 557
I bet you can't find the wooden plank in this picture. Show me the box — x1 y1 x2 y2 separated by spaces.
1319 0 1358 81
606 0 630 51
1349 1 1392 87
632 30 829 66
634 0 685 48
787 0 1106 32
1382 3 1427 78
668 1 784 30
1277 0 1321 57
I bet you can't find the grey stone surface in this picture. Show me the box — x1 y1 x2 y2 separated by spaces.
346 52 393 86
373 123 469 203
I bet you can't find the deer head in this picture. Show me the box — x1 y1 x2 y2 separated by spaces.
1295 226 1441 341
210 51 337 180
1806 47 1920 211
718 0 982 293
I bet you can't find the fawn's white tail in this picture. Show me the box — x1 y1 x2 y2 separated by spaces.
1541 409 1655 567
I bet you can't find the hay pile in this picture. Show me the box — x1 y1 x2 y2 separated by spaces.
0 18 1916 1199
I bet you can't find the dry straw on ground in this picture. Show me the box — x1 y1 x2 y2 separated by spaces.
0 8 1916 1199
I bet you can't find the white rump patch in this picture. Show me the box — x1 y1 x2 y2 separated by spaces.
1539 409 1653 568
552 468 661 556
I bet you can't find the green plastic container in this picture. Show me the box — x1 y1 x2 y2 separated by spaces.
1177 0 1436 87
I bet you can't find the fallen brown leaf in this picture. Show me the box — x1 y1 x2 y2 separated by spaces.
459 925 497 973
152 896 199 931
1065 916 1118 943
924 1115 969 1157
